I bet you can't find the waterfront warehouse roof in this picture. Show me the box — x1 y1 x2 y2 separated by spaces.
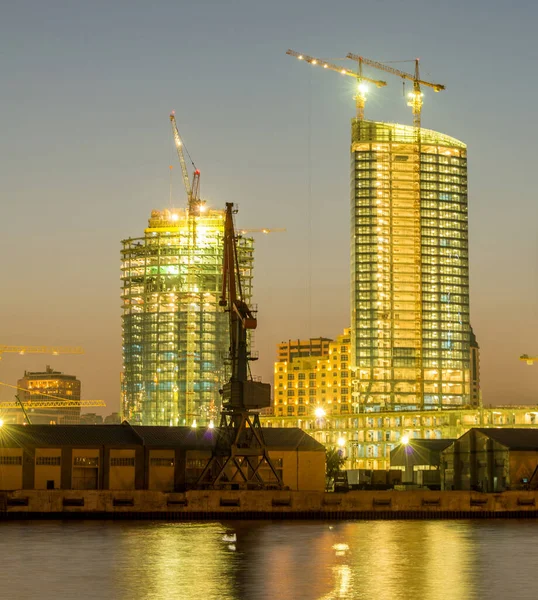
0 423 141 448
390 438 456 468
473 428 538 451
0 424 325 452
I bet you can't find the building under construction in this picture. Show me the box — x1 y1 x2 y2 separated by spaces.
121 208 254 426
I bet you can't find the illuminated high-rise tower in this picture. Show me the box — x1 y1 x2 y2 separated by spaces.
351 120 470 410
121 208 254 426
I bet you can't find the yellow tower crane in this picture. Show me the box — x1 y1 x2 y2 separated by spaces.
0 381 106 425
0 345 84 359
346 52 445 129
286 49 387 121
520 354 538 365
170 111 202 214
238 228 286 235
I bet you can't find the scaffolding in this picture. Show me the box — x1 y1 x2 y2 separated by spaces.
121 208 254 426
351 121 470 410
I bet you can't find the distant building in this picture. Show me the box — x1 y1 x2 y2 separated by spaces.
470 326 480 407
80 413 103 425
104 412 121 425
121 208 254 427
272 329 352 419
277 337 332 363
0 424 325 492
13 366 81 425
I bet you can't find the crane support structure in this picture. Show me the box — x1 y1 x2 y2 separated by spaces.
346 52 445 129
197 203 283 489
287 49 387 120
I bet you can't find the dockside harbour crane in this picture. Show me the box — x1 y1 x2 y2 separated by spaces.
346 52 445 129
286 49 387 121
170 111 202 214
197 203 283 489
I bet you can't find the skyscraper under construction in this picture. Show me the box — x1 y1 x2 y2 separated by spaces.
351 120 470 410
121 208 254 426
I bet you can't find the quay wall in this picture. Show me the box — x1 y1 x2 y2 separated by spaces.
3 490 538 519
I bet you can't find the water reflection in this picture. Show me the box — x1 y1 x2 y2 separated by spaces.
0 520 537 599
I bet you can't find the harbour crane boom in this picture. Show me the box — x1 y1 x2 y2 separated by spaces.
286 49 387 120
346 52 445 128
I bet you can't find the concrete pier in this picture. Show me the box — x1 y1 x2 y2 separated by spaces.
2 490 538 519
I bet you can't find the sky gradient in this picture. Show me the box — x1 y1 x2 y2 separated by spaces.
1 0 538 411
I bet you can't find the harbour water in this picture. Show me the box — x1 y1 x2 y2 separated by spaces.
1 519 537 599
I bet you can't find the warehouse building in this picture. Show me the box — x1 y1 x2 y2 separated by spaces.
441 428 538 492
0 423 325 492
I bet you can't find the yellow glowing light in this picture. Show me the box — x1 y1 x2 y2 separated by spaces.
337 437 346 448
191 419 197 429
298 55 303 60
312 59 317 65
315 407 326 418
323 64 328 69
358 83 368 94
341 69 347 75
401 434 409 445
171 213 179 222
208 420 214 429
0 418 4 427
199 204 207 213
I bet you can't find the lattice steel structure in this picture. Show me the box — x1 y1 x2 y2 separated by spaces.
121 208 254 426
351 120 470 410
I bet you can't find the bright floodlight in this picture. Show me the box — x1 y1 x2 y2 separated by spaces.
171 213 179 221
401 434 409 445
337 437 346 448
208 420 215 429
0 418 4 428
358 83 368 94
314 407 326 418
191 419 197 429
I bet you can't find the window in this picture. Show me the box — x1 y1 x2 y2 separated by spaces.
298 373 305 380
73 457 99 467
36 456 61 466
309 373 316 380
110 457 135 467
186 459 207 469
150 457 175 467
0 456 22 465
287 374 294 380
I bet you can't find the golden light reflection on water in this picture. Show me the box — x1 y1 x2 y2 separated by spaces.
2 520 538 599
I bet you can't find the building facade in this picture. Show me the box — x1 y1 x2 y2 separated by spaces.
121 208 254 426
0 424 325 492
8 366 81 425
351 120 470 410
273 329 352 419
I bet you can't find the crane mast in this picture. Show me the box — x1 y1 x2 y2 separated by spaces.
197 203 283 489
346 52 445 129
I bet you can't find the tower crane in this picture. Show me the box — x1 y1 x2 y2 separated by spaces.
0 345 84 359
169 111 202 214
0 381 106 425
346 52 445 129
520 354 538 365
238 228 286 235
197 203 283 489
286 49 387 121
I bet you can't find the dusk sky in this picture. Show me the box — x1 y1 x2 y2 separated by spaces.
1 0 538 411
